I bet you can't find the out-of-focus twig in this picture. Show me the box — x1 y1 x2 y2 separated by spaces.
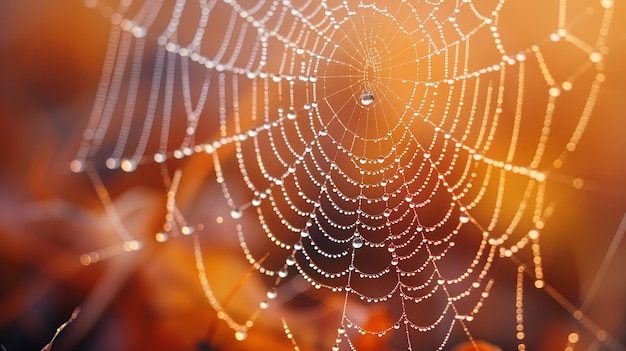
40 307 80 351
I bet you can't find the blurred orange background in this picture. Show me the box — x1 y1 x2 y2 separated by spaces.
1 1 625 351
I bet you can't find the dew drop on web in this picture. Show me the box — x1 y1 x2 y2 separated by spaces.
230 208 243 219
352 236 363 249
360 92 374 106
287 109 297 120
234 330 247 341
267 287 278 299
459 212 470 223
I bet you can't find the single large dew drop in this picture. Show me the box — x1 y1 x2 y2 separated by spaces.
230 208 243 219
360 92 375 106
352 236 364 249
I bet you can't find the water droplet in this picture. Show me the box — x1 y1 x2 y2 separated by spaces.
562 81 573 91
601 0 614 8
251 198 262 206
278 268 289 278
70 159 85 173
360 92 375 106
153 152 166 163
549 86 561 97
155 231 169 242
352 236 363 249
120 158 137 172
286 255 296 266
437 279 445 285
247 129 258 138
259 300 269 309
287 109 297 120
267 287 278 299
80 253 93 266
105 157 119 169
230 208 243 219
235 330 247 341
589 52 603 63
391 257 399 265
459 212 470 223
120 19 133 31
131 26 147 38
547 31 560 42
377 156 385 164
123 240 142 252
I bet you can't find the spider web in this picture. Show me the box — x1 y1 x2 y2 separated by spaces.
71 0 621 349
